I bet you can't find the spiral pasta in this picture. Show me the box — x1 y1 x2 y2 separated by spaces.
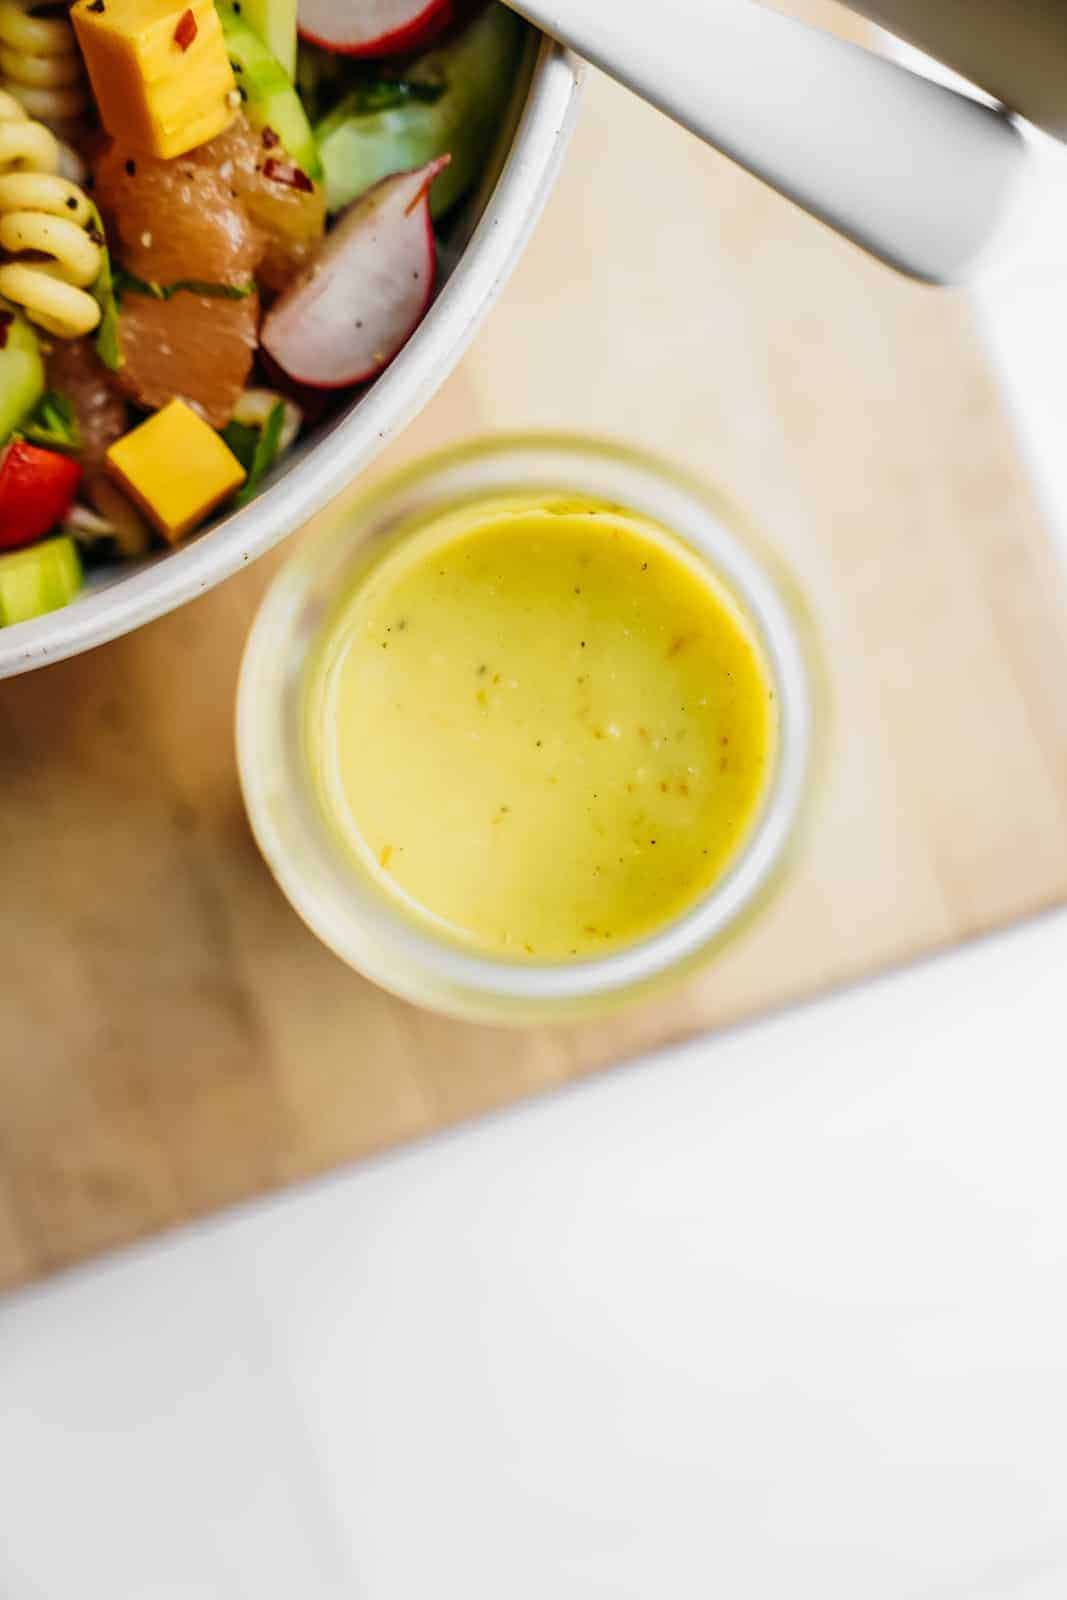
0 88 101 337
0 0 87 128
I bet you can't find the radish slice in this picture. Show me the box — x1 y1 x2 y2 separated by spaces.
298 0 452 57
260 155 449 389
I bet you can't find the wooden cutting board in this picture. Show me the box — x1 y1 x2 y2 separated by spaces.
5 24 1067 1289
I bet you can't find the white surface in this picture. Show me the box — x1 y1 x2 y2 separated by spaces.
511 0 1027 282
3 83 1067 1600
1 914 1066 1599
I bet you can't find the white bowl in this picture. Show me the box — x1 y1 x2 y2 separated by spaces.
0 32 581 679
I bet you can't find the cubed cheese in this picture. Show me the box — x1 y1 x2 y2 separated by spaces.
72 0 238 159
105 398 246 541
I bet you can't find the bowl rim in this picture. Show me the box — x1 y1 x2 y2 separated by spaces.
0 36 583 680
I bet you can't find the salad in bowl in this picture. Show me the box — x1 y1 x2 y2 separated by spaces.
0 0 573 654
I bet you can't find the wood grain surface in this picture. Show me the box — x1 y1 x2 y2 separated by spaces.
4 32 1067 1288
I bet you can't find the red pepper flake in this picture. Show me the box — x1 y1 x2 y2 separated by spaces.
261 157 313 193
261 126 279 149
0 310 11 349
174 8 197 49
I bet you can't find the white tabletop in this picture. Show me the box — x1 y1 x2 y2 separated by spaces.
3 83 1067 1600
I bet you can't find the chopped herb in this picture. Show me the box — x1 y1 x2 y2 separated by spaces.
20 390 81 454
228 400 285 508
336 77 446 118
243 401 291 501
88 204 121 372
220 418 258 473
113 268 255 301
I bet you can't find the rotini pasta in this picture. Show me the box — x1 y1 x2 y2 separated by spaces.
0 0 87 128
0 88 101 337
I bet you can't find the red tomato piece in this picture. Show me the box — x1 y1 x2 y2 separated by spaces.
0 442 82 550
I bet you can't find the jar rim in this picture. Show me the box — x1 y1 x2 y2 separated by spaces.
237 434 817 1021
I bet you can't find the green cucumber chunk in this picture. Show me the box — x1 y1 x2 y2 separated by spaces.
0 536 83 626
218 2 322 179
315 3 523 218
237 0 297 80
0 302 45 444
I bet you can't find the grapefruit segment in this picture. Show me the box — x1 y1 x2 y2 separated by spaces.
45 338 127 470
114 292 259 429
205 117 326 292
94 136 263 288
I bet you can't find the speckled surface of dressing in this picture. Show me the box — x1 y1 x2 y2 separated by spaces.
307 499 775 959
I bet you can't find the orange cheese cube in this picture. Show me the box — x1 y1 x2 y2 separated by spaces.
105 398 246 542
72 0 237 159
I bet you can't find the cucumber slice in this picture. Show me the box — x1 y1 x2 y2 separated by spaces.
218 3 322 179
0 536 83 626
0 302 45 444
315 3 523 218
238 0 297 80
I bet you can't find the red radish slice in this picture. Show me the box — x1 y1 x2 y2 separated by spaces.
261 155 449 389
298 0 453 57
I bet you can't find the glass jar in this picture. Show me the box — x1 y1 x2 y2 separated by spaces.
237 436 820 1023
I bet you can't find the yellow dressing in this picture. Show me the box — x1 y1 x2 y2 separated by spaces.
306 499 776 961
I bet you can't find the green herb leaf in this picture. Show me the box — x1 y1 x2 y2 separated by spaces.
88 205 122 373
111 268 164 301
234 400 285 507
321 74 448 127
20 390 81 454
350 77 446 114
172 277 255 300
220 418 259 474
113 269 256 302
